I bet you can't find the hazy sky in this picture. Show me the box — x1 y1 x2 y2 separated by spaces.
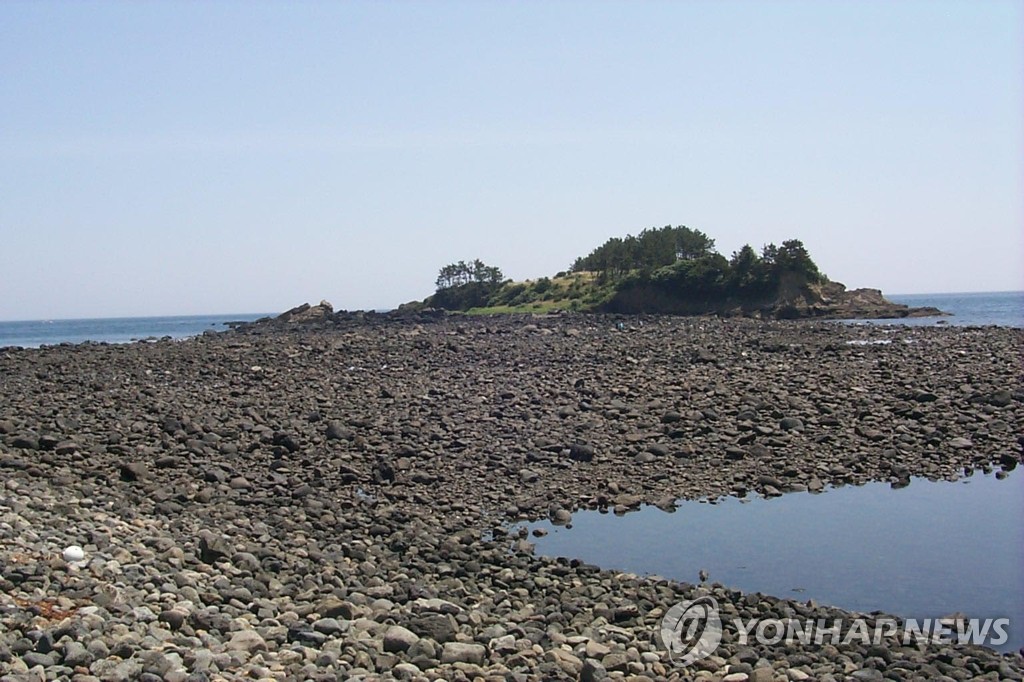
2 1 1021 319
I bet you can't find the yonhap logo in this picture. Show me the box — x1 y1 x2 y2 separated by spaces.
657 596 1012 667
660 596 723 665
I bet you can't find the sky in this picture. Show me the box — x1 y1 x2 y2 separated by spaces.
1 1 1021 319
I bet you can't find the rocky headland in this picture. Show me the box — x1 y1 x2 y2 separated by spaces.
1 313 1021 681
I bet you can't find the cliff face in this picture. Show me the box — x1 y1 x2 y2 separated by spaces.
600 277 946 319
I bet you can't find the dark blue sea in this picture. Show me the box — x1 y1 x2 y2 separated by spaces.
0 313 270 349
878 291 1023 328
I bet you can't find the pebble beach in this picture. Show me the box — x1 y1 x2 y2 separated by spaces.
1 314 1022 681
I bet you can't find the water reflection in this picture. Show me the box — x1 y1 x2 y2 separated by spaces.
527 472 1023 652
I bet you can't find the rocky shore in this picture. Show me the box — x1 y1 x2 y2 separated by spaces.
1 314 1021 681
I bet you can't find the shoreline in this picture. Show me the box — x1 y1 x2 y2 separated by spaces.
1 315 1021 680
8 290 1024 350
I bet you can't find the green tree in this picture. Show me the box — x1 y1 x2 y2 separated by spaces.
729 244 761 294
571 225 718 276
775 239 821 282
673 226 716 260
433 259 505 309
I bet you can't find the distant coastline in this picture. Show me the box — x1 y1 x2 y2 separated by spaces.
1 291 1021 349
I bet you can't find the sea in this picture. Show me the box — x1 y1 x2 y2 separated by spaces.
0 313 270 349
0 291 1020 348
869 291 1023 328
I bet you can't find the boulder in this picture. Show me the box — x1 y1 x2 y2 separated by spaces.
440 642 487 665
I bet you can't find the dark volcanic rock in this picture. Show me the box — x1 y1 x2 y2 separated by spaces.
407 614 457 643
197 530 232 563
779 416 804 431
119 461 148 481
569 443 596 462
325 420 352 440
11 434 39 450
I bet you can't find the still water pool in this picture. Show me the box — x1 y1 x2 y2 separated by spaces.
527 472 1023 652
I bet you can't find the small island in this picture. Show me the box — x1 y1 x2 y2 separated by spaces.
408 225 944 320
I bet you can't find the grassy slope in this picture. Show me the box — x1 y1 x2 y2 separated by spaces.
463 272 614 315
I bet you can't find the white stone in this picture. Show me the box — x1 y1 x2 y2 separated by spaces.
63 545 85 562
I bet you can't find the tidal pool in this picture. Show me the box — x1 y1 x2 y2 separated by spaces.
527 472 1023 652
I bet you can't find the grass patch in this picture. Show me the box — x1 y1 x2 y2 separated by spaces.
464 300 572 315
438 271 608 315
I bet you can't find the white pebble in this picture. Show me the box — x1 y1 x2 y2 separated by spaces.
63 545 85 562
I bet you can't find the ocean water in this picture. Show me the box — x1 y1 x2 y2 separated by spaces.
877 291 1023 328
528 472 1024 652
0 313 269 349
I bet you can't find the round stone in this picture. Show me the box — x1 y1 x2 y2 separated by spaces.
63 545 85 562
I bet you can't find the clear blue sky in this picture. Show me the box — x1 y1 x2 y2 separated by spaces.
2 1 1021 319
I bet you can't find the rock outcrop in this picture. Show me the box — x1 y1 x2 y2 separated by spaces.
275 299 334 322
772 281 947 319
